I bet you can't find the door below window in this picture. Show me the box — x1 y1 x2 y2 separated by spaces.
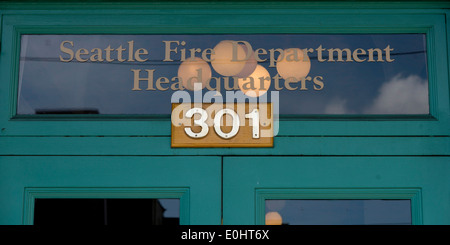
223 156 450 225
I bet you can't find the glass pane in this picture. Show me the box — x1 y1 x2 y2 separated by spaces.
18 34 428 115
265 199 412 225
33 198 180 225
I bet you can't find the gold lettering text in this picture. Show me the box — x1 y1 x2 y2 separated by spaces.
59 41 74 62
353 48 367 62
131 69 155 91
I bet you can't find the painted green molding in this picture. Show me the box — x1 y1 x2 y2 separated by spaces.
0 1 449 10
1 136 449 156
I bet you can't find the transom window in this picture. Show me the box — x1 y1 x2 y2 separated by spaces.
17 34 428 116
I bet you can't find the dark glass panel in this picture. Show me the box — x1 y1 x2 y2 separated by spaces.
265 199 412 225
33 198 180 225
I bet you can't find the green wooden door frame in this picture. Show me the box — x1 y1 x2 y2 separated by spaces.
0 156 222 225
223 156 450 225
0 1 449 225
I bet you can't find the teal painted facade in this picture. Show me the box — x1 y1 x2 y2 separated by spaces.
0 1 449 225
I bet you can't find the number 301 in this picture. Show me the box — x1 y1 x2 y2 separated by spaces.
184 108 260 139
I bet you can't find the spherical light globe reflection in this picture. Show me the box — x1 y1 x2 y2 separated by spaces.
265 211 283 225
177 57 212 91
211 40 248 77
235 43 258 78
238 65 271 97
276 48 311 81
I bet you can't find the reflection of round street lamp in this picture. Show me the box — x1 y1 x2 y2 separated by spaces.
276 48 311 81
235 43 258 78
211 40 256 77
265 211 283 225
177 57 212 91
238 65 271 97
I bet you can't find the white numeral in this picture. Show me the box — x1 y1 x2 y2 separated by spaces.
184 108 209 138
214 109 240 139
245 109 260 139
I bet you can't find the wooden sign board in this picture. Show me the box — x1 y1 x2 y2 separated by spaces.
171 103 273 148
